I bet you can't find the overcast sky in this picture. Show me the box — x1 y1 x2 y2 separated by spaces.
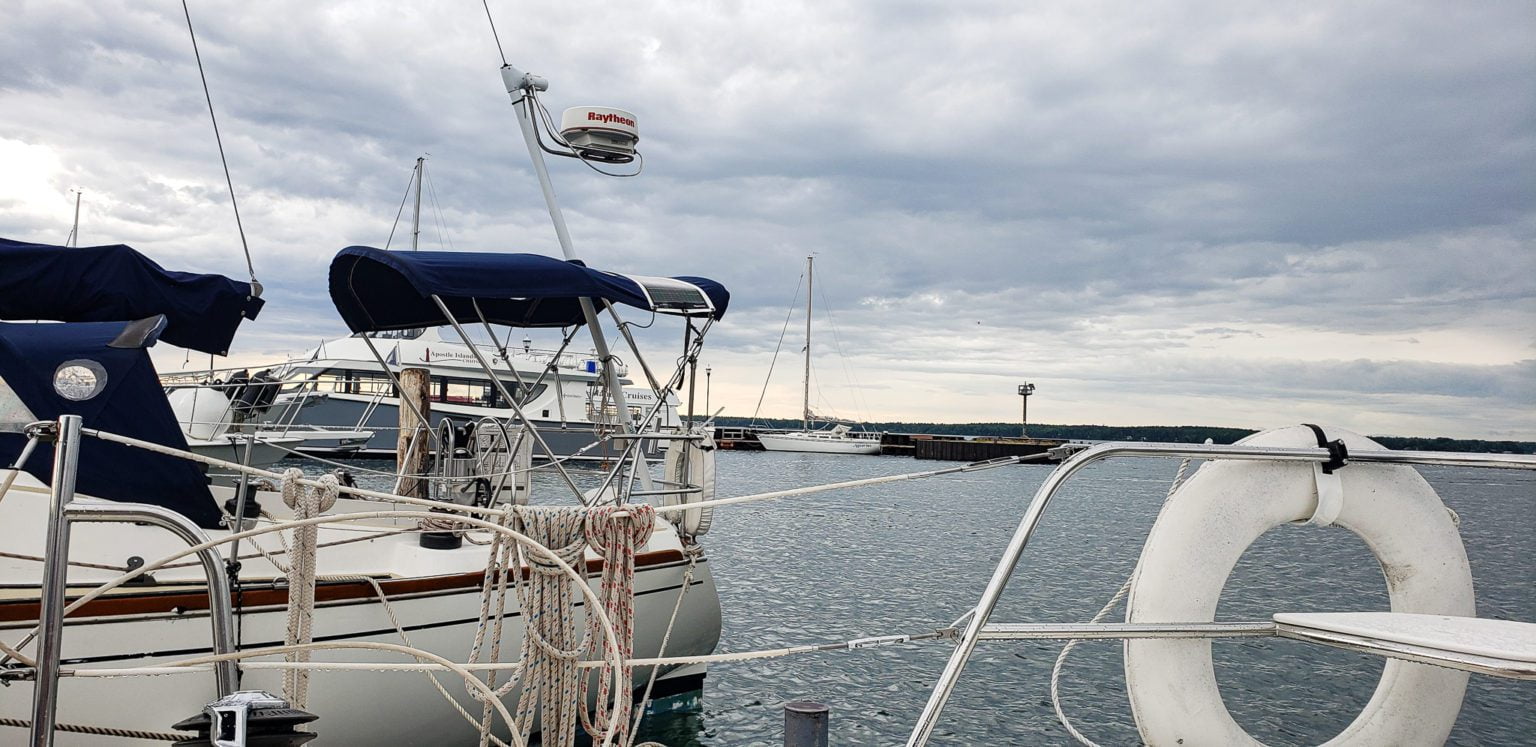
1 1 1531 439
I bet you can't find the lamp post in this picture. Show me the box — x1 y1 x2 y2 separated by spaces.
705 366 712 420
1018 383 1035 438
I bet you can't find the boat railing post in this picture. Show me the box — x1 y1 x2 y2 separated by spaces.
30 414 82 747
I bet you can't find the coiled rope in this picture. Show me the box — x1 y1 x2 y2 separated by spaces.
279 468 337 709
511 505 590 747
469 505 522 746
580 504 654 745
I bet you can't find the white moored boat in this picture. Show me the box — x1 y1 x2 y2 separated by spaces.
756 424 882 455
755 256 883 455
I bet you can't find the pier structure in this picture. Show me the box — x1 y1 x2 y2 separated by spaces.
712 428 1069 462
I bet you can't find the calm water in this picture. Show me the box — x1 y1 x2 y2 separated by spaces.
312 450 1535 745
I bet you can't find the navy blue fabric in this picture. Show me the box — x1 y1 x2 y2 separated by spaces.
0 238 264 355
0 321 221 528
329 246 729 332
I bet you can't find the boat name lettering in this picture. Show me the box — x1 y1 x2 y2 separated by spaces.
418 348 504 365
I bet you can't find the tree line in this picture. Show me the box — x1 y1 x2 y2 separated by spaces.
710 416 1535 454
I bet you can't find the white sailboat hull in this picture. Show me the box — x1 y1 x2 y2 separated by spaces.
0 476 722 745
757 431 882 455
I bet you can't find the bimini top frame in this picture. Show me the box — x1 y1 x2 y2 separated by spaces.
906 440 1536 746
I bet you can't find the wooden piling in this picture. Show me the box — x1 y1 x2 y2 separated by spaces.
396 367 431 500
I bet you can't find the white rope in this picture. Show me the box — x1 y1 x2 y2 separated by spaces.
83 427 508 517
68 625 955 676
580 505 654 745
82 641 519 738
84 426 1035 521
510 505 590 747
0 469 23 507
469 505 521 747
279 468 337 709
1049 456 1195 746
653 454 1043 514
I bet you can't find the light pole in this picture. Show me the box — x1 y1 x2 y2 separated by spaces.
705 366 712 421
1018 383 1035 438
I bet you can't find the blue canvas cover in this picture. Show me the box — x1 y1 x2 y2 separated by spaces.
0 237 264 355
329 246 729 332
0 321 222 528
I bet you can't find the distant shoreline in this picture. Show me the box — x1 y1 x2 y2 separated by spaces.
709 416 1536 455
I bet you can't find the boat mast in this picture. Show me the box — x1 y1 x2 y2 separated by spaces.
66 190 81 247
803 255 813 431
410 156 424 251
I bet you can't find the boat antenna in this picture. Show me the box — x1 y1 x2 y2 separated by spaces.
181 0 260 294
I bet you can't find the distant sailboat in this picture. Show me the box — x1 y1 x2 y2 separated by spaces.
756 256 882 455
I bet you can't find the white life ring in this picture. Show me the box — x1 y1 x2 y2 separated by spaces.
662 428 716 537
1124 425 1474 746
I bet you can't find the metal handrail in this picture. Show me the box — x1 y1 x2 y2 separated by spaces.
905 441 1536 746
28 415 238 746
62 501 240 696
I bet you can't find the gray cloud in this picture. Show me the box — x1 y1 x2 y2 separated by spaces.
1 0 1531 438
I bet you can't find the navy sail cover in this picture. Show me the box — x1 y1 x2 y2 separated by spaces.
0 320 222 528
329 246 729 332
0 237 264 355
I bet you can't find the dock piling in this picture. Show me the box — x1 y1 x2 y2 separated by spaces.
784 701 829 747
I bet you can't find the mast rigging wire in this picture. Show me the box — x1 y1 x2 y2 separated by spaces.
749 271 804 424
181 0 258 288
383 162 418 250
481 0 509 66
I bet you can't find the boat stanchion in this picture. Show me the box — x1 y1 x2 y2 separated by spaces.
784 701 830 747
30 415 80 747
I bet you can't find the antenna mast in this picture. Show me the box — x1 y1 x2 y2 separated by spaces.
499 64 653 491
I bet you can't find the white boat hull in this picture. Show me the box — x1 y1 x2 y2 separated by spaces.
0 476 722 745
186 436 301 471
757 431 882 455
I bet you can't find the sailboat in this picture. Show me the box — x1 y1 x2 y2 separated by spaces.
756 256 883 455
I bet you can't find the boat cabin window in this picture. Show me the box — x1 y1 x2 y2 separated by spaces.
357 328 426 341
432 376 546 408
283 368 545 408
279 369 319 394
